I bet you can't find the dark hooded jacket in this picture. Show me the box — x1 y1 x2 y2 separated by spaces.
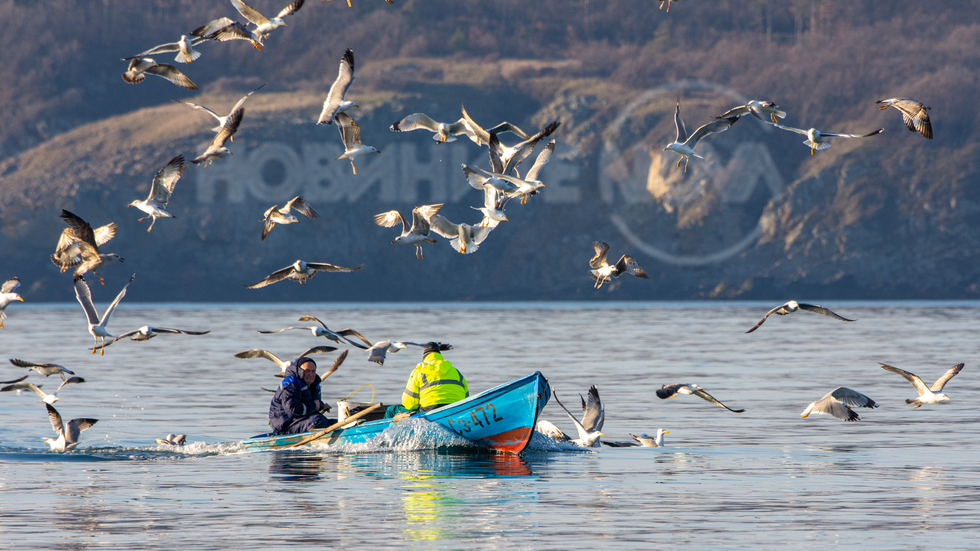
268 360 326 434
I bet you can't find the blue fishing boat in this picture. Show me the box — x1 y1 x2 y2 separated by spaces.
242 371 551 454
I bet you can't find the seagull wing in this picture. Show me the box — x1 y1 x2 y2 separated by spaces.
806 393 860 421
207 21 256 43
143 64 198 90
335 112 361 149
589 241 610 269
374 210 407 232
390 113 441 133
9 358 66 371
245 264 294 289
716 105 752 120
426 214 460 239
230 0 270 26
258 326 310 334
300 345 339 357
149 328 210 336
174 100 222 122
410 205 438 235
745 303 787 333
100 274 135 328
0 375 28 384
318 49 354 125
878 98 932 139
1 277 21 294
693 388 745 412
191 17 236 39
536 419 570 442
684 116 738 150
655 384 685 400
771 123 809 136
487 121 530 141
335 328 372 349
551 389 590 441
504 121 560 174
320 349 348 379
124 41 181 59
797 303 855 322
211 107 244 148
148 155 187 204
615 255 650 279
829 387 878 409
229 84 266 114
46 403 64 436
286 196 318 219
73 277 101 325
277 0 306 19
234 349 286 368
879 363 930 395
60 210 97 249
820 129 883 139
929 363 964 392
673 99 688 143
580 385 604 433
524 140 555 181
366 341 392 365
1 382 48 400
67 418 98 441
459 104 489 145
487 131 505 174
55 377 86 394
306 262 362 273
297 315 329 331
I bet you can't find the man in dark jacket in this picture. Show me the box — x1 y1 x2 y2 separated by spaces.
269 356 335 435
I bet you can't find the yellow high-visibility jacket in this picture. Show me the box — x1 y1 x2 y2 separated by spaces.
401 352 469 411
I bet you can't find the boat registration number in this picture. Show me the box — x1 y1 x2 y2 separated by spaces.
446 403 504 435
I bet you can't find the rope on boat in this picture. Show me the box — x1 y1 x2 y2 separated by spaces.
343 383 375 404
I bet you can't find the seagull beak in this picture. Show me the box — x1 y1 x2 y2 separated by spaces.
663 431 669 434
16 297 23 302
800 412 808 418
662 147 669 152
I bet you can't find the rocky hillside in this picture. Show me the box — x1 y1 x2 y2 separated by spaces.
2 1 980 301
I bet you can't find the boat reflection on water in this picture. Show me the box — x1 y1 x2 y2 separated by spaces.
268 449 533 482
268 451 325 481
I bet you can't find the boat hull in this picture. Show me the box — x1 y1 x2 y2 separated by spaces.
243 371 551 454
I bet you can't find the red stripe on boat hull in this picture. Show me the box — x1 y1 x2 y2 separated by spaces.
479 427 533 454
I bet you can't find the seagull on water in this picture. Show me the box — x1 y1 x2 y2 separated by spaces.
155 434 187 446
664 99 740 172
801 387 878 422
1 382 61 404
93 326 211 351
550 385 604 447
175 84 265 138
632 430 668 447
717 100 786 123
261 196 318 241
122 58 198 90
427 213 495 255
192 107 244 166
1 278 23 327
128 155 188 232
124 35 210 64
772 122 882 155
879 362 964 408
390 113 469 143
259 314 372 349
245 260 362 289
235 347 346 378
44 404 97 452
374 204 443 259
876 98 932 139
589 241 649 289
229 0 306 49
333 112 379 175
656 383 745 413
56 210 123 284
745 300 854 333
318 49 356 125
9 358 75 378
75 274 135 355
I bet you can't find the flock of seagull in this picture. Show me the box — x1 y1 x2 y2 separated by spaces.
0 0 948 452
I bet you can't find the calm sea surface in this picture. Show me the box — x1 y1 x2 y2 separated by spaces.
2 302 979 550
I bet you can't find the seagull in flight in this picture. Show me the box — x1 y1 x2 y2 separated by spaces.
390 113 469 143
366 342 450 366
122 58 198 90
458 104 530 147
427 214 495 255
128 155 188 232
44 404 98 452
318 49 356 125
175 84 265 138
374 204 443 259
235 346 345 378
1 382 61 404
75 274 135 355
879 362 964 408
656 383 745 413
801 387 878 422
124 35 209 64
261 196 318 241
56 210 123 284
51 221 116 275
745 300 854 333
589 241 649 289
664 99 739 172
550 385 604 447
876 98 932 139
259 314 372 349
333 112 379 175
192 107 244 166
772 122 882 155
245 260 362 289
92 326 211 351
717 100 786 123
229 0 306 48
8 358 75 379
0 278 23 327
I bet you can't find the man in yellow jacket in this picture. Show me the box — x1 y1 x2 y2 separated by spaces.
385 342 468 418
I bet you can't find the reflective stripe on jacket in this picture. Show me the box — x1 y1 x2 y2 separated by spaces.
401 352 469 410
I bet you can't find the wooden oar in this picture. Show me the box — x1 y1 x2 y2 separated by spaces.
278 402 382 449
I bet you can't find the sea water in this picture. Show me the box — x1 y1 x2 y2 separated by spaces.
1 302 979 549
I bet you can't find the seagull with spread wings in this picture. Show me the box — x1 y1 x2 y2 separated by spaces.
487 121 560 175
245 260 362 289
260 314 372 349
549 385 605 447
876 98 932 139
235 346 345 378
467 138 555 204
192 107 244 166
801 387 878 422
458 104 530 147
333 112 379 175
124 35 210 64
122 58 198 90
0 278 23 328
664 99 740 172
9 358 75 379
589 241 649 289
427 213 495 255
772 122 882 155
390 113 469 143
717 100 787 123
879 362 964 408
656 383 745 413
374 204 443 259
92 326 210 351
75 274 134 355
745 300 854 333
261 196 318 241
318 49 356 125
229 0 306 48
1 382 61 404
127 155 188 233
366 342 450 366
51 221 116 275
56 210 123 284
175 84 264 137
44 404 98 452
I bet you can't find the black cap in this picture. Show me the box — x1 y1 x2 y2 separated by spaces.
296 356 317 370
423 342 440 358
